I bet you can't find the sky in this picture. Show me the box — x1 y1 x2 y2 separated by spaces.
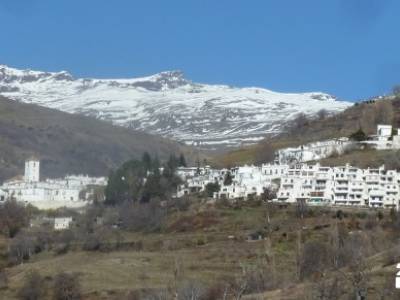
0 0 399 101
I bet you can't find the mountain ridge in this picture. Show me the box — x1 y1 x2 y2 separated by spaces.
0 64 352 149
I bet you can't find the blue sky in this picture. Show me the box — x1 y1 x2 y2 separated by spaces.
0 0 398 100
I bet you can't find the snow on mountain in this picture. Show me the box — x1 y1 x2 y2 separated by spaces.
0 65 352 148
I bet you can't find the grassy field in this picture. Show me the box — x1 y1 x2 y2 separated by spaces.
1 203 400 299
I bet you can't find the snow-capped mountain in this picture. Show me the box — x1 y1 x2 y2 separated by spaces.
0 65 352 148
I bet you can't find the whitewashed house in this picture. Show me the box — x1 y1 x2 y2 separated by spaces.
54 217 73 230
276 138 352 165
361 124 400 150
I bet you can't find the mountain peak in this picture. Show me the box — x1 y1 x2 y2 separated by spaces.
0 64 74 83
0 64 352 149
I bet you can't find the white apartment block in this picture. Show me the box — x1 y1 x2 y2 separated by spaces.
176 162 400 210
276 164 400 209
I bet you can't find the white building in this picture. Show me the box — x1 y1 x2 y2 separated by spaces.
276 138 352 165
361 124 400 150
176 162 400 210
24 157 40 183
54 217 73 230
1 158 107 209
276 163 400 209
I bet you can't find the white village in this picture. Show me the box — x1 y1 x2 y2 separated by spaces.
1 125 400 213
176 124 400 210
0 157 107 210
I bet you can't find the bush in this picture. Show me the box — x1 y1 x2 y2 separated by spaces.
356 212 367 219
0 200 29 237
118 200 166 232
82 233 101 251
17 270 45 300
53 272 81 300
349 128 367 141
335 210 345 220
300 240 329 280
204 182 220 198
8 233 36 265
0 270 7 290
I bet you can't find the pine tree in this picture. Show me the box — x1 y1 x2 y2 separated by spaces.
178 153 187 167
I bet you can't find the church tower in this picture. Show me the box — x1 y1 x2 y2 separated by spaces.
24 157 40 183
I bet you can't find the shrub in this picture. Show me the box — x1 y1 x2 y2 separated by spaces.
349 128 367 141
53 272 81 300
17 270 45 300
0 200 29 237
300 240 329 280
204 182 220 198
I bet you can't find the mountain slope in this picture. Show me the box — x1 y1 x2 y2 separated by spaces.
0 96 190 182
0 65 352 149
218 96 398 166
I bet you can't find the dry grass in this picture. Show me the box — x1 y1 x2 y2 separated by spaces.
2 204 400 299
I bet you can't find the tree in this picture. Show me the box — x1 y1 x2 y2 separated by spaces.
118 200 166 232
299 240 328 280
223 172 233 186
296 199 308 219
349 128 367 142
0 267 7 290
141 152 152 172
17 270 45 300
105 159 146 205
105 153 183 205
0 200 29 237
53 272 81 300
289 113 309 134
261 187 276 201
204 182 220 198
178 153 187 167
9 233 36 265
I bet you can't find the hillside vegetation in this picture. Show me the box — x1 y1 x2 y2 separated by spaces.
219 96 399 167
1 200 400 299
0 96 195 182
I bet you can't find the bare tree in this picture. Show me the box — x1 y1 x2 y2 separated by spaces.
178 280 205 300
17 270 45 300
289 113 309 134
0 200 29 237
0 268 7 290
296 199 308 219
337 233 372 300
312 275 343 300
53 272 81 300
299 240 329 280
231 264 248 300
9 233 35 265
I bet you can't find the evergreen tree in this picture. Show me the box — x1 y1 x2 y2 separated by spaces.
142 152 152 171
205 182 220 198
223 172 233 186
105 152 183 205
349 128 367 141
179 153 187 167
